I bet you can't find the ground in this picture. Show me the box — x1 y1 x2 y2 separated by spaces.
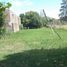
0 28 67 67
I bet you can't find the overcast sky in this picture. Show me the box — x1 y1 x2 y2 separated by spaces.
0 0 62 19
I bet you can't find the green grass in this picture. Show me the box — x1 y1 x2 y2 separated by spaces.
0 28 67 67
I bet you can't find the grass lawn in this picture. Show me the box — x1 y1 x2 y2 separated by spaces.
0 28 67 67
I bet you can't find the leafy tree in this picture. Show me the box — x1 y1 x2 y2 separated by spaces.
20 11 47 29
0 2 11 35
20 14 30 28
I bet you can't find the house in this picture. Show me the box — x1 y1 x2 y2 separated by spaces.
5 9 21 32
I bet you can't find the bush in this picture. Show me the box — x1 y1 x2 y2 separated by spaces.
0 2 11 37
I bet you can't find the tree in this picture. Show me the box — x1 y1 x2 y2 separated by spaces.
0 2 11 35
20 11 47 29
59 0 67 21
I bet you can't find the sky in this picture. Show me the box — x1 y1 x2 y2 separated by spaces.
0 0 62 19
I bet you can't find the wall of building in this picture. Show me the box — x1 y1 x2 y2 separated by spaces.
5 9 21 32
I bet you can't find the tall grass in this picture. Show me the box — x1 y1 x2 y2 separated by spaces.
0 28 67 67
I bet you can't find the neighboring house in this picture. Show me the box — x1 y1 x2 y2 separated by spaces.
5 9 21 32
59 0 67 20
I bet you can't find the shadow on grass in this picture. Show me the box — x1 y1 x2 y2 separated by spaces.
0 48 67 67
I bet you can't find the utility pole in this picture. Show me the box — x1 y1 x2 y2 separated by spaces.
43 9 61 39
